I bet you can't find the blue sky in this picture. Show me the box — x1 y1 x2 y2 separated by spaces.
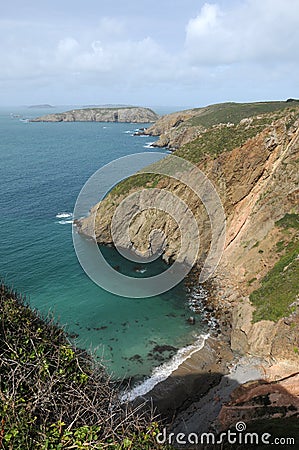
1 0 298 107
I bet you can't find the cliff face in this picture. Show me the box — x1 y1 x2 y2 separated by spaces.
31 107 159 123
77 104 299 372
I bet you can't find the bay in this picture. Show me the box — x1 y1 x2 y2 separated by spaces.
0 106 206 381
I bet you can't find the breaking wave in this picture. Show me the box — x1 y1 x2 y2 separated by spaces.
120 333 209 402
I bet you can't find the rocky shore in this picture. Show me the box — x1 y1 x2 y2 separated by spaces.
126 266 298 446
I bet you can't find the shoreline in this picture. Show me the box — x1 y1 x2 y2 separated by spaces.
130 269 299 436
120 269 222 401
140 333 234 418
127 268 264 430
121 333 210 402
136 335 269 437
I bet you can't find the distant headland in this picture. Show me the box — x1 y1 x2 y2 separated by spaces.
28 104 55 109
30 106 159 123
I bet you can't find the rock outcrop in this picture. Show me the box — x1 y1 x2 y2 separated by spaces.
31 107 159 123
217 373 299 431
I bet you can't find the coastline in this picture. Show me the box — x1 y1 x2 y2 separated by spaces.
120 267 235 416
129 267 299 436
120 268 223 402
121 333 210 402
133 328 270 437
124 268 266 433
73 104 299 434
141 335 234 416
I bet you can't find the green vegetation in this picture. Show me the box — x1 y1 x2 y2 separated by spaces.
276 213 299 230
248 277 257 286
103 103 299 204
185 101 298 128
250 214 299 322
177 107 299 164
176 120 265 163
109 173 162 198
0 284 171 449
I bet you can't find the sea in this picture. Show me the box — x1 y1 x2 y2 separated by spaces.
0 105 208 393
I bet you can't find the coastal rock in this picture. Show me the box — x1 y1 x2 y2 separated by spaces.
187 316 196 325
217 373 299 431
30 107 159 123
230 298 277 356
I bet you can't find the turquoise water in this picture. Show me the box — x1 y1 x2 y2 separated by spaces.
0 107 206 381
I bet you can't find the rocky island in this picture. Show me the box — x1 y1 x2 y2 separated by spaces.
77 100 299 441
30 106 159 123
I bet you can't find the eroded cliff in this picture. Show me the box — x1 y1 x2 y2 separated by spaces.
77 105 299 363
76 102 299 432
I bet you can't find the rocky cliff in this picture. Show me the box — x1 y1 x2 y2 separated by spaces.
77 101 299 431
31 106 159 123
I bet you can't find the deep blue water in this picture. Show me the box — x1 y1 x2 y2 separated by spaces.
0 106 206 381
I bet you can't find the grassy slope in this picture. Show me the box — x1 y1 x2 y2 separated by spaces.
185 100 299 128
0 284 170 450
177 106 299 163
251 214 299 322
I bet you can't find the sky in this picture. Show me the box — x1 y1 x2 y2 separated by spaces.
1 0 299 107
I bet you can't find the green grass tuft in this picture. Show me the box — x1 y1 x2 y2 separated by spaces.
250 214 299 322
275 213 299 230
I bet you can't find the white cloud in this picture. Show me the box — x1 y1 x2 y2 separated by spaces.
185 0 299 65
186 3 220 38
0 1 299 105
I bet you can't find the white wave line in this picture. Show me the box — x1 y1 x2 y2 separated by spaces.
120 333 210 402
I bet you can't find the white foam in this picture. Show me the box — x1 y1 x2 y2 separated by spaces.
143 142 156 149
57 220 73 225
120 333 210 402
56 212 73 219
